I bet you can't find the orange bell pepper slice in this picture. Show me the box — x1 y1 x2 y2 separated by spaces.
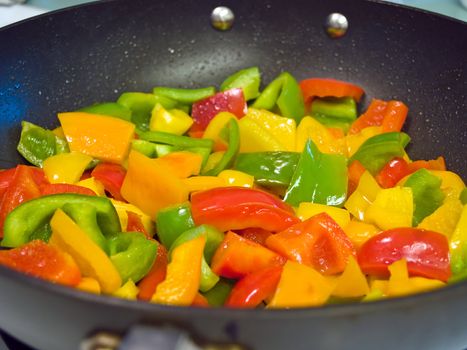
211 231 286 279
266 212 356 275
137 244 168 301
155 151 203 178
300 78 365 104
347 160 367 195
0 240 81 287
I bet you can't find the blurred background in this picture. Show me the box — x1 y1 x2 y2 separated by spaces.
1 0 467 28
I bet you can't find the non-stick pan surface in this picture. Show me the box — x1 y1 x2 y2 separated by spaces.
0 0 466 349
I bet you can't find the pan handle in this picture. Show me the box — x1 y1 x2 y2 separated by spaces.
80 325 245 350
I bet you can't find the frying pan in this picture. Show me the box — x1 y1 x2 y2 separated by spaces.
0 0 466 349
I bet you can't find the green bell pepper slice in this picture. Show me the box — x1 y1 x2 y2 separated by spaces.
201 278 234 306
460 188 467 205
220 66 261 101
170 224 224 292
202 118 240 176
349 132 411 175
404 168 445 226
284 139 348 207
79 102 132 121
139 130 214 150
252 72 305 123
311 97 357 133
234 151 300 188
131 139 159 158
152 86 215 104
156 201 195 249
17 121 69 167
108 232 158 283
2 194 121 248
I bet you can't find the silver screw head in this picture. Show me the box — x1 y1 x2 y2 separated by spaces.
324 13 349 38
211 6 235 31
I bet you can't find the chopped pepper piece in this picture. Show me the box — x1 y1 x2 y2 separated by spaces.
43 152 93 184
332 256 369 298
310 97 357 133
79 102 132 121
137 244 168 301
156 202 195 249
449 205 467 276
220 66 261 101
299 78 364 104
152 86 215 104
149 103 193 135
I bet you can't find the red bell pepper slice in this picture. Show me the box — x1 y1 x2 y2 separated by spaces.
190 88 247 132
375 157 409 189
225 265 283 308
190 187 298 232
358 227 451 282
407 156 446 173
0 165 42 237
126 211 149 237
137 244 168 301
236 227 272 247
381 101 408 132
299 78 364 104
0 168 16 199
191 293 210 307
39 183 97 196
266 212 356 275
348 160 367 195
211 231 286 279
0 240 81 286
91 162 127 201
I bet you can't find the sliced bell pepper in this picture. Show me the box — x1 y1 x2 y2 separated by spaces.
190 88 247 132
0 168 16 199
234 151 299 188
202 278 234 307
430 170 466 200
149 103 193 135
332 256 369 298
182 175 227 193
266 212 356 275
152 86 215 104
365 187 413 230
76 177 106 196
295 202 350 229
156 201 195 249
211 231 285 279
268 260 333 308
344 170 381 221
375 157 409 189
151 235 205 306
0 165 42 238
108 232 158 283
449 205 467 276
358 227 451 282
112 279 140 300
238 116 286 153
79 102 132 121
236 227 272 246
220 66 261 101
110 199 154 237
295 116 346 155
202 111 237 151
125 211 149 236
137 244 168 301
225 265 283 308
345 126 383 158
299 78 364 104
347 160 366 195
343 220 380 249
17 121 68 167
191 187 299 232
418 199 463 237
76 277 101 294
284 139 347 207
139 130 214 150
202 118 240 176
348 99 387 134
120 150 188 218
2 193 120 248
91 162 127 201
39 183 97 196
156 151 203 178
131 139 158 158
0 240 81 287
404 168 445 226
217 170 254 188
116 92 160 131
310 97 357 133
43 152 93 184
252 72 305 123
49 209 122 293
58 112 135 164
348 132 411 175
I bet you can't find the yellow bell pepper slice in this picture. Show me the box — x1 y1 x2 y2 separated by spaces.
387 259 444 297
151 236 205 305
343 220 380 248
246 108 296 151
121 150 188 218
112 279 140 300
110 199 155 235
76 277 101 295
58 112 135 164
52 126 65 138
238 116 285 153
76 177 106 196
418 199 463 238
202 151 225 173
345 126 382 158
149 103 193 135
332 256 369 298
268 260 333 308
49 209 122 294
344 171 381 221
43 152 93 184
296 202 350 228
218 170 254 188
365 187 413 230
429 170 466 200
203 112 237 144
182 176 227 193
296 116 345 155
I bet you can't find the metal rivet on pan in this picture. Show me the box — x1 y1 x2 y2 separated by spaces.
211 6 235 31
324 13 348 38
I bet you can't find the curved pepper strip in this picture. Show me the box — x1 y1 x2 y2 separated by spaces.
156 201 195 249
2 193 121 248
108 232 158 283
152 86 216 104
202 118 240 176
220 66 261 101
79 102 132 121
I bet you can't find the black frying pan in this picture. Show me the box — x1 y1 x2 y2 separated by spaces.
0 0 466 349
